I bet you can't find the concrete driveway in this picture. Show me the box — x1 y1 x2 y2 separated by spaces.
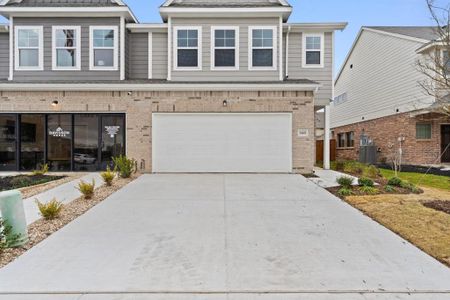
0 174 450 300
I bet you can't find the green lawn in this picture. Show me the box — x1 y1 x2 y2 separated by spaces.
380 169 450 191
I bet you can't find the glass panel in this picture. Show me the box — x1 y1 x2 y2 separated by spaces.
19 49 39 67
57 49 76 67
338 133 345 148
47 115 72 172
0 115 16 171
93 29 114 47
178 49 198 67
252 49 273 67
306 51 321 65
101 116 125 170
215 49 235 67
18 29 39 47
253 29 273 48
56 29 76 48
177 30 197 48
94 49 114 67
346 132 354 148
20 115 45 171
416 124 432 139
74 115 99 172
215 30 235 48
306 36 321 50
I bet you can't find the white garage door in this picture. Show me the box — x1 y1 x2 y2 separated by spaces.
152 113 292 173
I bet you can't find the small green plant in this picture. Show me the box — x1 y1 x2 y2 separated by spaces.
32 163 49 176
334 161 345 171
337 176 354 188
101 167 115 186
359 186 379 195
343 161 364 174
112 155 136 178
0 218 21 250
77 179 95 199
36 198 63 220
387 177 403 187
358 177 375 187
363 165 380 178
384 185 396 193
9 176 32 188
337 187 353 197
399 181 421 194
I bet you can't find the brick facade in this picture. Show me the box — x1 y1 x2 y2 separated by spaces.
333 112 450 165
0 90 315 173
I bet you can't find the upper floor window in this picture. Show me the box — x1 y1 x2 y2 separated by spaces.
90 26 118 71
334 92 348 106
249 26 277 70
52 26 81 70
302 33 324 68
15 26 43 71
211 27 239 70
174 27 202 70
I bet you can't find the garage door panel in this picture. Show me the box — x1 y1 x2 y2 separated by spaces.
152 113 292 173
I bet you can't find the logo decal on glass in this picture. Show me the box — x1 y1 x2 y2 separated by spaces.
105 126 120 138
48 127 70 137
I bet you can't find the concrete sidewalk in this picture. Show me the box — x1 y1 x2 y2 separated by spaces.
308 167 359 188
0 174 449 299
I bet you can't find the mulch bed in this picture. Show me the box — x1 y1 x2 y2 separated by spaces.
0 174 140 269
423 200 450 215
0 175 66 192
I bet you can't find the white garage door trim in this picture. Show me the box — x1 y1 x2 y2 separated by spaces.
152 113 293 173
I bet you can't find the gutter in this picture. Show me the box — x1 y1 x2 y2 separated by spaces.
285 25 291 79
0 83 321 92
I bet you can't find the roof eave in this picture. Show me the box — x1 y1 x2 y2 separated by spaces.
284 22 347 32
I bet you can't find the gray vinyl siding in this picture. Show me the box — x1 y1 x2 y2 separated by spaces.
170 17 280 81
152 32 168 79
286 32 333 106
128 32 148 79
12 17 121 81
0 33 8 79
331 30 434 128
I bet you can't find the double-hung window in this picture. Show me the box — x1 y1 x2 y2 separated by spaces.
52 26 81 70
175 27 202 70
249 26 277 70
15 26 43 70
303 33 324 68
211 27 239 70
416 123 432 140
90 26 118 70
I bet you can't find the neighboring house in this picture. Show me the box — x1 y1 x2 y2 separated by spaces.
332 26 450 166
0 0 346 173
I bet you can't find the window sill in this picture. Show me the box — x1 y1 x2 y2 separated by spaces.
337 147 355 150
416 139 433 142
302 64 324 69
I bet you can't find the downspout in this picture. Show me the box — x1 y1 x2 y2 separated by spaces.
9 16 13 81
285 25 291 79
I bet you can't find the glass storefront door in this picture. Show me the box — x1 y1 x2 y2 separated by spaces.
47 115 73 172
0 115 17 171
74 115 99 171
101 115 125 170
20 114 45 171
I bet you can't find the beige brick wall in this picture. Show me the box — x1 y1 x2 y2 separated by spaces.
0 90 315 173
332 112 450 165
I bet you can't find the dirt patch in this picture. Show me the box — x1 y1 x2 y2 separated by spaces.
0 175 66 193
344 188 450 267
0 174 140 269
423 200 450 215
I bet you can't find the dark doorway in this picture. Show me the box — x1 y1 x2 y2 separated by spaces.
100 115 125 170
20 114 45 171
74 115 99 171
47 114 73 172
0 115 17 171
442 125 450 163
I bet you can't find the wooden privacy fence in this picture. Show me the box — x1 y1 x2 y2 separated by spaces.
316 139 336 163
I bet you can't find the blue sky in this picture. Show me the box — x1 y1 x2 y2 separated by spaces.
0 0 443 73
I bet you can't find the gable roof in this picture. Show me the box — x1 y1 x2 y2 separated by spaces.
1 0 124 7
161 0 290 8
366 26 440 41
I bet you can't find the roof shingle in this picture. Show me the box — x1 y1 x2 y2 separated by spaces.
367 26 440 41
4 0 122 7
167 0 288 8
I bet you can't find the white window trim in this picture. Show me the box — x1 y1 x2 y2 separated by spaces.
52 26 81 71
89 25 119 71
248 25 277 71
302 32 325 69
173 26 202 71
210 26 239 71
14 25 44 71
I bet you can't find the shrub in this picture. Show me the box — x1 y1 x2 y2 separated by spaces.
358 177 374 187
343 161 364 174
337 187 353 197
32 163 49 176
400 181 421 194
337 176 354 188
77 180 95 199
387 177 403 187
9 176 32 188
384 185 396 193
363 165 380 178
359 186 379 195
101 167 115 186
113 155 136 178
0 218 21 250
36 198 63 220
334 161 345 171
